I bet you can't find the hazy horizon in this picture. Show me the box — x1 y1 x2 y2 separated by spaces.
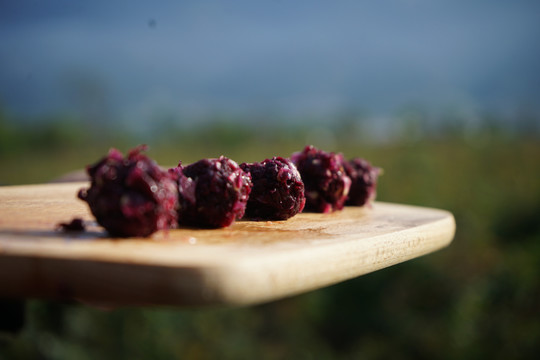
2 0 540 129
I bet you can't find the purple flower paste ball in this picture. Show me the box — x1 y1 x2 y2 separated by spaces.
174 156 252 228
240 157 306 220
78 145 178 237
344 158 381 206
291 145 351 213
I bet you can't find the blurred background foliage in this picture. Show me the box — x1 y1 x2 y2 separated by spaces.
1 108 539 359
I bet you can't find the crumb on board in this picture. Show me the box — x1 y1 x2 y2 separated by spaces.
57 218 86 232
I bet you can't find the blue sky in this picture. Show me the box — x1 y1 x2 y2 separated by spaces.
1 0 540 127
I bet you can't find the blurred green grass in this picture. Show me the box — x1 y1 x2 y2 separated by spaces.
1 112 539 359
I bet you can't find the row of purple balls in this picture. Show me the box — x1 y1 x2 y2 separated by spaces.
76 145 380 237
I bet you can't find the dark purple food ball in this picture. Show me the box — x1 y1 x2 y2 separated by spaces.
78 145 178 237
240 157 306 220
344 158 381 206
291 145 351 213
173 156 252 228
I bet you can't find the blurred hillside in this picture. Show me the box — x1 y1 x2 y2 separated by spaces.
1 104 538 184
1 108 539 359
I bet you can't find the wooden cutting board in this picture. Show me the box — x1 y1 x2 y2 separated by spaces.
0 182 455 308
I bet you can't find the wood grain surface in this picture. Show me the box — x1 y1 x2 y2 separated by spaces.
0 182 455 307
